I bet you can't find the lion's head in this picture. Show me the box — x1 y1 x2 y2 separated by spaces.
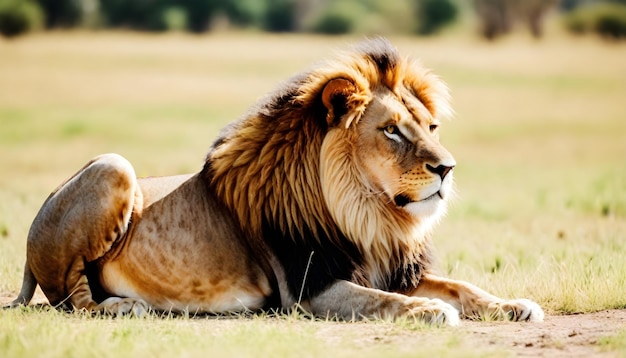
204 37 455 298
319 71 456 242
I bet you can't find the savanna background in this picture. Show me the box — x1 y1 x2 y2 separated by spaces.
1 0 625 356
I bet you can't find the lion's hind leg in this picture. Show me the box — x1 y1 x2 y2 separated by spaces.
23 153 146 315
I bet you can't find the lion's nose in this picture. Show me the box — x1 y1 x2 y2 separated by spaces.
426 164 455 180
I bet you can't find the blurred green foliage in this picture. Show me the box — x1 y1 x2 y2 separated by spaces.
161 7 187 32
310 0 362 35
263 0 296 32
5 0 626 41
564 1 626 38
415 0 459 35
1 0 461 37
307 0 418 35
0 0 43 37
37 0 82 28
99 0 218 32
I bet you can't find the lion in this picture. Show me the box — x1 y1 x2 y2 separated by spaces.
7 38 543 324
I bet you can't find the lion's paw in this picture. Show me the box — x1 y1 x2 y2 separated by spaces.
407 298 460 326
491 298 544 322
97 297 151 317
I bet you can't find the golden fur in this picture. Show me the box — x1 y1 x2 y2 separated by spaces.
207 40 451 291
7 38 543 324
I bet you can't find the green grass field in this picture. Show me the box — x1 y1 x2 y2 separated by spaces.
1 32 625 357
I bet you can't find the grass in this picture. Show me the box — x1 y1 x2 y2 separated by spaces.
599 329 626 352
0 31 625 356
1 306 506 358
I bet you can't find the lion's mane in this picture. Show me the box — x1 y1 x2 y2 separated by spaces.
201 38 452 303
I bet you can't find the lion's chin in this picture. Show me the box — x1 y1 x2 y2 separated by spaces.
400 194 446 219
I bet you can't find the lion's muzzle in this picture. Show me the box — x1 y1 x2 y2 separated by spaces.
425 163 455 181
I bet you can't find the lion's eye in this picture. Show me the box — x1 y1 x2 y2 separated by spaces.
383 125 403 143
385 125 398 135
429 124 439 133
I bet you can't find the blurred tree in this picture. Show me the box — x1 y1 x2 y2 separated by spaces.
182 0 216 32
263 0 296 32
161 6 187 31
526 0 556 38
99 0 217 32
309 0 363 34
561 0 586 11
305 0 415 35
312 10 353 34
595 8 626 38
564 1 626 39
367 0 415 34
0 0 43 37
220 0 265 27
414 0 459 35
474 0 557 40
474 0 513 39
100 0 169 30
36 0 81 28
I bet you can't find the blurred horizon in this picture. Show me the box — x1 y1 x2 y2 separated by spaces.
1 0 626 41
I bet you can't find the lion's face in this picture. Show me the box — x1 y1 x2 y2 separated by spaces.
320 83 455 232
355 86 455 219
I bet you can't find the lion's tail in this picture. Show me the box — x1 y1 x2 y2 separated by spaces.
4 262 37 308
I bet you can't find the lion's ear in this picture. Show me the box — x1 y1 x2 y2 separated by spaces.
322 78 357 127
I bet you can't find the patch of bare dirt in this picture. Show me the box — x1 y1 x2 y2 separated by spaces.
455 310 626 357
318 309 626 357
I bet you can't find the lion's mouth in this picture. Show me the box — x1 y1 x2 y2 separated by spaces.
393 194 412 207
393 191 442 207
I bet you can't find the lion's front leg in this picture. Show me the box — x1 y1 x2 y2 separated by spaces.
307 280 460 325
410 273 544 322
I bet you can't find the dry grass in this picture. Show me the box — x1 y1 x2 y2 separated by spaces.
0 31 625 357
